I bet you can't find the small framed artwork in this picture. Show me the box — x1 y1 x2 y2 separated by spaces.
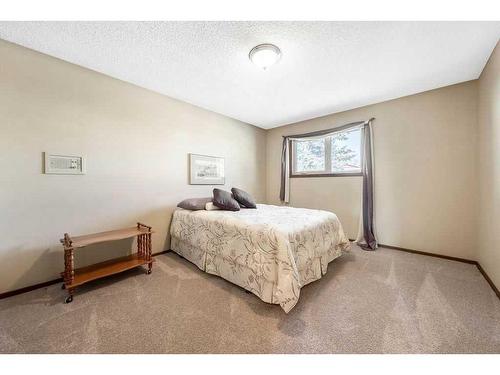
189 153 225 185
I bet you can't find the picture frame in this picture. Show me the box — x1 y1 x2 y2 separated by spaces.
189 153 225 185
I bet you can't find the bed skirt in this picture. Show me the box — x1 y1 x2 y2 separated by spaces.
170 235 346 310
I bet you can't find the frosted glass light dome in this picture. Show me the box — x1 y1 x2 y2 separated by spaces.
249 44 281 70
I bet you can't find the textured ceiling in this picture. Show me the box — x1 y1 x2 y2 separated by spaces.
0 21 499 129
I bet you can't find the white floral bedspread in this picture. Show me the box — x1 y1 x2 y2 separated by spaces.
170 204 350 312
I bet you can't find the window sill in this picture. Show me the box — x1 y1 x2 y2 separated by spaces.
290 173 363 178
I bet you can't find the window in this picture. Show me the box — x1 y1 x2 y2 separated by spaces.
291 126 363 177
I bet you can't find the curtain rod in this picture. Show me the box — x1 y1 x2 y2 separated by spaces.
282 117 375 139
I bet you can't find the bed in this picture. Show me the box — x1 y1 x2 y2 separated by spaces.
170 204 350 312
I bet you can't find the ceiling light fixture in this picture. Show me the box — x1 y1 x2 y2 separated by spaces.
249 43 281 70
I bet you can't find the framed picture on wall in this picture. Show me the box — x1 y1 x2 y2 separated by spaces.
189 153 225 185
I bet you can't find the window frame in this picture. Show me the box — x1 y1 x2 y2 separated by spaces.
289 126 364 178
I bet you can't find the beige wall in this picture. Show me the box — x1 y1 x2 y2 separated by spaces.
477 42 500 288
267 81 479 259
0 40 267 293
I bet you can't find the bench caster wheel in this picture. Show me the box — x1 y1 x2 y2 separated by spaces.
61 283 66 290
147 269 152 275
65 295 73 303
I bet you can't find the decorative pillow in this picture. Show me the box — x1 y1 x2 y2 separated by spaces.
205 202 221 211
177 197 212 211
212 189 240 211
231 187 257 208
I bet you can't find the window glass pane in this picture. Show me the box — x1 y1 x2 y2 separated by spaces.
295 139 325 172
331 128 362 173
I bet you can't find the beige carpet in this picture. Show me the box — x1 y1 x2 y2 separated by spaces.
1 245 499 353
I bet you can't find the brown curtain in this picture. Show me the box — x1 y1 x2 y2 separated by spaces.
355 119 378 250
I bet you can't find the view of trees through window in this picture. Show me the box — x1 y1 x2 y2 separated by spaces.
295 139 325 172
331 129 361 172
293 128 362 175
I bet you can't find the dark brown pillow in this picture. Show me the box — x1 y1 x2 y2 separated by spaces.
212 189 240 211
177 197 212 211
231 187 257 208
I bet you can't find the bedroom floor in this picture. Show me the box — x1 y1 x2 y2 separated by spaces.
1 245 499 354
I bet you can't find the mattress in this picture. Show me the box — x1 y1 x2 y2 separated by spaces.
170 203 350 312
